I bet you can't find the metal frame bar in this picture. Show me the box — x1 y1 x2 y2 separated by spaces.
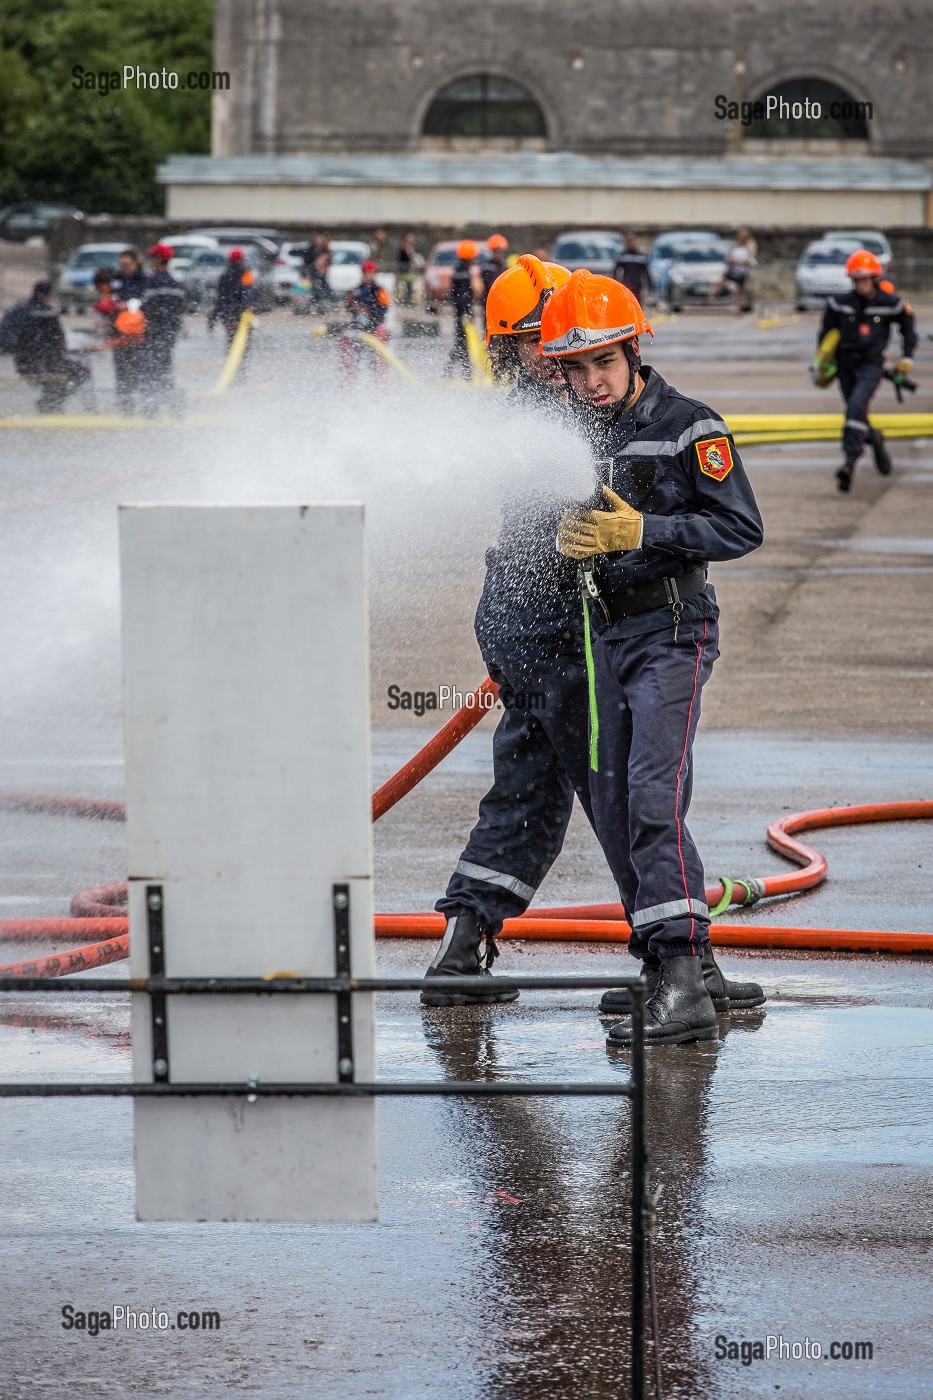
0 883 649 1399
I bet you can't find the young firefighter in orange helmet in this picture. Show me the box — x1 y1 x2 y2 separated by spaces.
422 255 600 1002
539 271 765 1045
819 248 917 492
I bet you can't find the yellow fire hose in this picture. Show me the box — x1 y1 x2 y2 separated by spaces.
206 310 254 396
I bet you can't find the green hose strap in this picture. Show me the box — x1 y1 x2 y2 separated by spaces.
709 877 734 917
582 593 599 772
709 877 757 917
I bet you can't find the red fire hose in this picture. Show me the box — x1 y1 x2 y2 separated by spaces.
1 682 931 976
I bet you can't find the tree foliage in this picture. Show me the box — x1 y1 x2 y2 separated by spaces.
0 0 213 213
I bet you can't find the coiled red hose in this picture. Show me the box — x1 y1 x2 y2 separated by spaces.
1 684 931 974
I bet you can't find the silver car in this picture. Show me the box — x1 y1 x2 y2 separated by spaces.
795 241 862 310
667 242 730 310
56 242 131 313
182 247 275 313
550 230 623 276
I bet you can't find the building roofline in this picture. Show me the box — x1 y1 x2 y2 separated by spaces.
158 153 933 191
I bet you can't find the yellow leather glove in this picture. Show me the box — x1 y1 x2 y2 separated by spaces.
895 357 914 375
557 486 643 560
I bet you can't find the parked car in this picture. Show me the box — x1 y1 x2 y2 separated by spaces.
181 246 275 313
272 241 311 303
820 229 892 273
423 241 490 309
550 230 623 276
667 242 731 310
55 242 131 312
156 234 220 281
324 242 372 296
0 201 85 243
647 231 721 302
795 240 862 310
183 227 284 258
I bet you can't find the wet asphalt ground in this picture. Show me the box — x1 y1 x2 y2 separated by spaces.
1 304 932 1397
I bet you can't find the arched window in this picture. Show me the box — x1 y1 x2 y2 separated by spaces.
745 78 871 139
423 75 546 139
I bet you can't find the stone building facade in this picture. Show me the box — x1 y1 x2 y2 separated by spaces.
160 0 933 226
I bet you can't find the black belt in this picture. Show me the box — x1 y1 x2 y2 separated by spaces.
581 565 707 625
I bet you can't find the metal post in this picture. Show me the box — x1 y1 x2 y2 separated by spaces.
629 978 647 1400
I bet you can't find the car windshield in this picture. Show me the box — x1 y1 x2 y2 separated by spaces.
166 244 206 259
69 250 126 268
805 246 856 265
193 252 227 267
825 233 885 253
554 239 618 260
330 249 365 265
430 248 457 266
675 247 725 263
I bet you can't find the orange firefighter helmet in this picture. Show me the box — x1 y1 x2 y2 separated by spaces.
456 240 479 261
540 270 653 357
845 249 883 279
484 255 571 344
114 302 146 339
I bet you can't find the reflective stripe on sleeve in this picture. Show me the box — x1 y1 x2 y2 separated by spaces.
615 416 731 459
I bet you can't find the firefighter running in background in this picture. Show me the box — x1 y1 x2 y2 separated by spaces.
541 272 765 1045
141 243 186 415
817 249 917 493
444 240 477 379
422 255 580 1003
13 279 91 414
207 248 255 353
338 260 391 382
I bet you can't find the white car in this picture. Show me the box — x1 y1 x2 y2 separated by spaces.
157 234 219 281
667 243 730 310
271 241 311 303
795 241 862 310
325 242 372 295
820 229 892 273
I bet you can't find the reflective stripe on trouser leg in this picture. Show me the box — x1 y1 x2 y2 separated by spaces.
590 616 719 960
437 650 592 933
838 361 884 459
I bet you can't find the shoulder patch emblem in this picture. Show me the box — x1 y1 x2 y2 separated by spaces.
695 436 734 481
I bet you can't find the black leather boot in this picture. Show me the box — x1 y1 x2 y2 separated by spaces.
606 954 718 1046
836 457 857 492
420 911 519 1006
598 957 660 1015
870 431 892 475
701 947 766 1011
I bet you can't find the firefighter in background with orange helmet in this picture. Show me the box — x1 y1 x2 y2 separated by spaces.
480 233 510 307
423 255 602 1002
443 239 478 378
208 248 255 349
819 248 917 491
540 271 765 1045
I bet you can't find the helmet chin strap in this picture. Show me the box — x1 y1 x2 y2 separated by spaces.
559 337 644 416
612 339 643 415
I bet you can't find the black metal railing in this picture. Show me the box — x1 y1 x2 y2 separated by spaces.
0 882 649 1398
